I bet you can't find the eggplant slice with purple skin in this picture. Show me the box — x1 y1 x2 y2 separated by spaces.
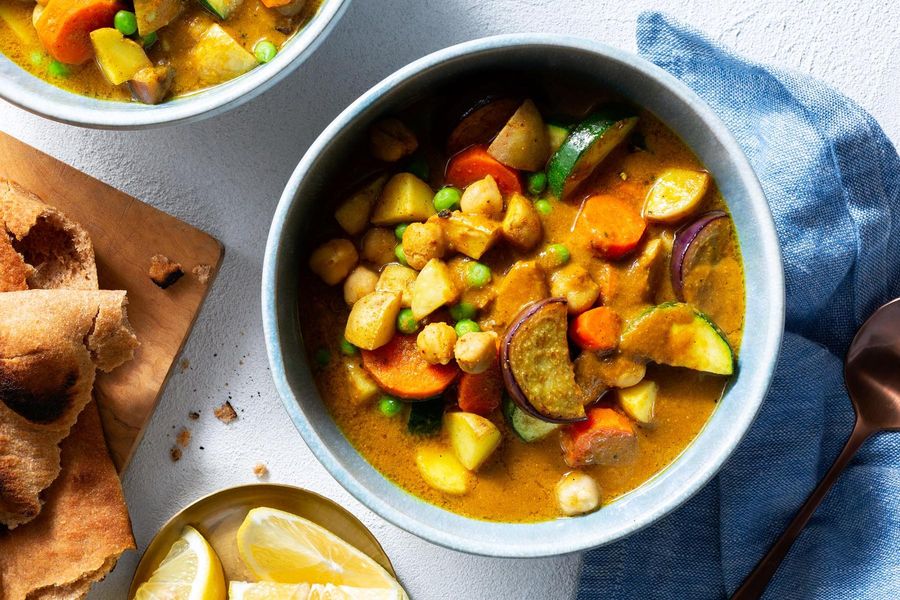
500 298 587 424
671 210 729 299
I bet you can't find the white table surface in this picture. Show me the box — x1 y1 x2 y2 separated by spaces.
1 1 897 598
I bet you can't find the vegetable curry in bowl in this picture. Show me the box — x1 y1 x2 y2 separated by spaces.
0 0 321 104
299 82 745 522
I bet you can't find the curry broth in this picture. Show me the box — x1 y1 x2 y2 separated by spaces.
299 88 745 522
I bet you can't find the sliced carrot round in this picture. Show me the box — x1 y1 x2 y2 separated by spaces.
446 146 522 195
361 334 459 400
570 306 621 352
36 0 123 65
578 194 646 259
457 363 503 416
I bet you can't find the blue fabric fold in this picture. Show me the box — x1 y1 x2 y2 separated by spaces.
578 12 900 599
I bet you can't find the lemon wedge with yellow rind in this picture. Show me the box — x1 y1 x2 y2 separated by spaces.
228 581 404 599
134 525 226 600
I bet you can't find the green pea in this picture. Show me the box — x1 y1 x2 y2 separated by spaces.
47 60 70 78
114 10 138 36
455 319 481 337
314 347 331 367
527 172 548 196
466 262 491 288
405 155 429 181
534 199 552 215
394 223 409 240
543 243 571 267
433 186 461 212
396 308 419 334
254 40 278 64
449 302 477 322
394 244 408 266
339 336 357 356
141 31 158 49
29 50 45 66
378 395 403 417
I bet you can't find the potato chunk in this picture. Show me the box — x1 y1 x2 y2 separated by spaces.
443 211 502 260
550 264 601 314
411 259 458 320
344 291 401 350
454 331 498 375
334 175 388 235
343 359 380 405
501 192 542 251
415 445 474 495
343 266 378 306
376 263 417 307
402 220 447 270
488 260 548 329
90 28 152 85
360 228 396 266
417 323 457 365
309 239 358 285
369 118 418 162
487 99 551 172
460 175 503 219
617 379 658 423
370 173 436 226
445 412 501 471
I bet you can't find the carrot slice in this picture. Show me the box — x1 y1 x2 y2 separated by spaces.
36 0 123 65
457 362 502 416
578 194 646 259
561 407 636 468
260 0 293 6
446 146 522 195
361 334 459 399
570 306 621 352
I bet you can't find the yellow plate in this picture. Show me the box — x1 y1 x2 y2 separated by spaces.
128 484 398 597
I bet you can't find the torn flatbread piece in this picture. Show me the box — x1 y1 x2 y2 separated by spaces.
0 401 136 600
0 289 138 528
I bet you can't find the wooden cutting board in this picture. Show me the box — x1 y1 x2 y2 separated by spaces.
0 131 224 471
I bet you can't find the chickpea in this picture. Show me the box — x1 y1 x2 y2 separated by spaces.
309 239 358 285
556 471 601 516
369 118 418 162
343 266 378 306
417 323 457 365
360 228 397 266
454 331 498 374
460 175 503 219
501 193 542 250
402 221 447 270
550 264 601 314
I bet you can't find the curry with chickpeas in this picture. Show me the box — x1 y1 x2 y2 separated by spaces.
0 0 321 104
299 82 745 522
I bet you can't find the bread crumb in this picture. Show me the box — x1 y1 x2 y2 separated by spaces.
170 447 182 462
214 401 237 424
149 254 184 288
192 264 212 284
188 411 200 420
253 463 269 479
176 427 191 447
179 358 190 373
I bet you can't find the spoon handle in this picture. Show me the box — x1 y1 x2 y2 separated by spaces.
731 419 874 600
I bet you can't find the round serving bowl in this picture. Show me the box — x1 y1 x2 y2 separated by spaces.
263 34 785 557
0 0 349 129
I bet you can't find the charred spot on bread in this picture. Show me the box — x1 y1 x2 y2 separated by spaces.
149 254 184 289
0 365 78 425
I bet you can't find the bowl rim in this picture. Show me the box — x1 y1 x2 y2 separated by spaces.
0 0 350 129
263 33 786 557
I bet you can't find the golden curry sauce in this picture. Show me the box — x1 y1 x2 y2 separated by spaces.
299 96 745 522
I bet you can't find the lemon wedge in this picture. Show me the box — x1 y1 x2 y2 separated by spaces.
228 581 404 599
134 525 226 600
235 507 404 597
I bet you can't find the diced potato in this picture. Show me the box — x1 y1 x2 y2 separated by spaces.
369 118 418 162
129 64 175 105
454 331 498 375
459 175 503 219
643 168 710 224
187 24 257 87
415 444 474 495
343 291 401 350
344 359 380 405
134 0 183 35
550 264 600 314
343 265 378 306
501 192 542 250
445 412 501 471
417 323 457 365
486 99 550 171
360 228 396 266
556 471 601 516
411 259 458 320
370 173 436 226
442 211 502 260
617 379 658 423
0 4 36 42
402 220 446 270
309 239 358 285
90 28 152 86
488 260 548 329
376 263 417 307
334 175 388 235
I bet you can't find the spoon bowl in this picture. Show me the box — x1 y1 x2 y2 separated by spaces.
845 297 900 430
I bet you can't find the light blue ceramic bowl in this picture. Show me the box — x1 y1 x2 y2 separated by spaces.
0 0 349 129
263 35 785 557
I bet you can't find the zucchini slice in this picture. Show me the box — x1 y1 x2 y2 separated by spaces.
502 396 560 442
198 0 243 20
620 302 734 375
546 109 638 199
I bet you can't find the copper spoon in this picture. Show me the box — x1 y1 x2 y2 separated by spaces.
732 297 900 599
